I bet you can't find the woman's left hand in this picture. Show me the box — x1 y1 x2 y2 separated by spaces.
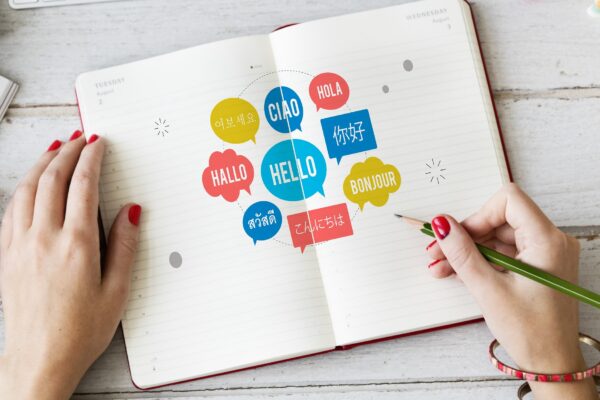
0 130 141 400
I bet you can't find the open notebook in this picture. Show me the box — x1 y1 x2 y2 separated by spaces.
75 0 510 389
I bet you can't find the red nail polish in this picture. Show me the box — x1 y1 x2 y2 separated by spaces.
87 134 99 144
128 204 142 226
426 240 437 250
69 130 83 141
432 216 451 240
428 259 441 268
47 139 62 152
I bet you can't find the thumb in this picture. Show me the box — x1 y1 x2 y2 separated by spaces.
102 203 142 301
431 214 502 299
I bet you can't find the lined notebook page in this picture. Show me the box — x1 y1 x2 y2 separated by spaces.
76 35 336 388
269 0 509 345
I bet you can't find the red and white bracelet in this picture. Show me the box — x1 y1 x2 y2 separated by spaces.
489 333 600 382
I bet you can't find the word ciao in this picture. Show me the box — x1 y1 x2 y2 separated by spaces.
202 149 254 202
264 86 303 133
343 157 401 210
261 139 326 201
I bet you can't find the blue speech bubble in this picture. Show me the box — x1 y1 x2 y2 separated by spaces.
261 139 326 201
264 86 303 133
320 109 377 164
243 201 282 244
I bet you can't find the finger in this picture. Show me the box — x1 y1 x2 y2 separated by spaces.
0 199 14 250
480 238 517 272
431 214 505 301
426 239 445 260
462 183 555 241
427 259 454 278
495 223 516 245
103 204 142 306
33 130 86 227
11 139 64 234
481 238 517 259
64 134 104 229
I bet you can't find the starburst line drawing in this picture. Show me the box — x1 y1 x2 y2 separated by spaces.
425 158 447 185
154 117 170 137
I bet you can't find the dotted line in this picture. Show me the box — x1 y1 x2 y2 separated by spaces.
228 68 365 247
238 69 315 97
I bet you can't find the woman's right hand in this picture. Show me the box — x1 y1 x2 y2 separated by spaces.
426 183 597 399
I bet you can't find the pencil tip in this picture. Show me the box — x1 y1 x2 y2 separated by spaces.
394 213 403 218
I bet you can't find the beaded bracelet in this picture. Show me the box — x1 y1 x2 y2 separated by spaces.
489 333 600 382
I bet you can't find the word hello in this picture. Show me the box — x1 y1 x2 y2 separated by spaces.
269 156 317 186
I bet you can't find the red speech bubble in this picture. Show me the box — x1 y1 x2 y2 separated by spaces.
309 72 350 111
287 203 353 252
202 149 254 202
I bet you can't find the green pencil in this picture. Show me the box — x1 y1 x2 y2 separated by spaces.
395 214 600 309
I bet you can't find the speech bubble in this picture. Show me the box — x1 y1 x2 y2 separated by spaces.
287 203 353 253
309 72 350 111
243 201 282 245
263 86 303 133
343 157 401 210
320 109 377 164
261 139 327 201
202 149 254 202
210 98 260 144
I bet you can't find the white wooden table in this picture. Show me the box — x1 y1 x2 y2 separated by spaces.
0 0 599 398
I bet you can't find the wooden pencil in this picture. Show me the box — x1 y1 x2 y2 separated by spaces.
395 214 600 309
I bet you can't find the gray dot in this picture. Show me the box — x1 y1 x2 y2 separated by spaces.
403 59 414 72
169 251 182 268
382 85 389 94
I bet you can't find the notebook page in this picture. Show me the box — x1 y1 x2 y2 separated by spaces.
76 35 335 388
268 0 509 345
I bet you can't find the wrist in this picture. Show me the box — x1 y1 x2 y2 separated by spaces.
0 352 80 400
529 378 598 400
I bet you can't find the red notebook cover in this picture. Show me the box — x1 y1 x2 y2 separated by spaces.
75 0 513 390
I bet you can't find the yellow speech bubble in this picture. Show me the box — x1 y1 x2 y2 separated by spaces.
210 98 260 144
343 157 401 210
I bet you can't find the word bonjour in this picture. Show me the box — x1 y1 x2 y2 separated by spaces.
343 157 401 210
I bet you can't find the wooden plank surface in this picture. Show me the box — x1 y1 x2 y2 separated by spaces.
0 0 600 107
0 0 599 398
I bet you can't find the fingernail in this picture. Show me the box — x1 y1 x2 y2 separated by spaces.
69 130 83 141
47 139 62 152
426 240 437 250
428 259 442 268
432 216 451 240
87 134 100 144
128 204 142 226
